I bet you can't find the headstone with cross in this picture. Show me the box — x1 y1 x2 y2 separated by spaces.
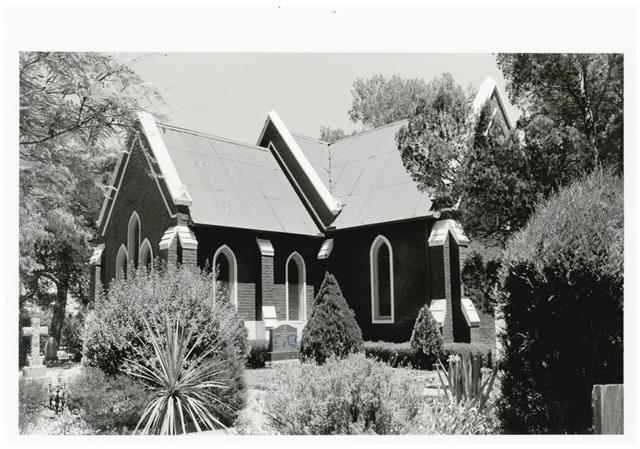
22 318 48 379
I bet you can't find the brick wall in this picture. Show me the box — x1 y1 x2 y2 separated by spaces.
326 219 431 342
101 133 177 286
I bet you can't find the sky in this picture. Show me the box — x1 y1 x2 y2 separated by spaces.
128 53 521 145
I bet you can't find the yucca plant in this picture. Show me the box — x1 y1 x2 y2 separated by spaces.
125 316 231 435
435 352 498 415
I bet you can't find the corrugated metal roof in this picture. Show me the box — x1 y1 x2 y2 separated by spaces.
157 124 322 236
293 120 434 229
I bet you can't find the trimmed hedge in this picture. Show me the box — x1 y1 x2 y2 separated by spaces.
497 169 623 434
365 341 493 369
300 273 363 364
364 341 416 368
442 343 493 369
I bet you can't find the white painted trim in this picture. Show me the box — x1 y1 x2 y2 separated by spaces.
268 142 326 230
212 244 238 308
255 237 274 257
139 238 154 271
99 134 177 237
137 111 193 206
127 211 141 268
115 244 128 282
370 235 395 324
265 111 341 215
285 251 307 322
471 77 514 130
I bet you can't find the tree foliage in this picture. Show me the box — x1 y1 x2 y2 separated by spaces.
349 74 431 128
396 73 473 209
318 126 357 143
19 52 165 343
496 53 623 170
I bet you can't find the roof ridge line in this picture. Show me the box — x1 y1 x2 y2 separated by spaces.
157 122 269 152
327 119 408 146
290 132 331 146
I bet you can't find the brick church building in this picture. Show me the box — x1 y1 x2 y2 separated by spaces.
89 77 513 344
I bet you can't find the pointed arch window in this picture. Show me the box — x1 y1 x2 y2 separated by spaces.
127 212 141 269
286 252 306 322
370 235 394 323
139 238 153 272
115 244 128 281
213 245 237 307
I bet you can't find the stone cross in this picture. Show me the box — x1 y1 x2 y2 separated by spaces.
22 318 48 364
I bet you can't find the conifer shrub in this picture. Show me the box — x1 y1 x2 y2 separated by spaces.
410 304 444 369
497 169 623 434
83 263 248 426
300 272 363 364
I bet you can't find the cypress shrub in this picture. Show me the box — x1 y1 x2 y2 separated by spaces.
410 304 444 369
497 169 623 434
300 272 363 364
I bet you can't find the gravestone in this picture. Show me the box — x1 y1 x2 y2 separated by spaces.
592 384 624 434
22 318 48 379
45 336 59 362
268 324 298 361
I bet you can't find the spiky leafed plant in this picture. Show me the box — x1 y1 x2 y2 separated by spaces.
435 352 498 415
125 316 231 435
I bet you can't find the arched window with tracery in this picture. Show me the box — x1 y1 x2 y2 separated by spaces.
286 252 306 322
213 245 237 307
115 244 128 281
139 238 153 272
370 235 394 323
127 212 141 269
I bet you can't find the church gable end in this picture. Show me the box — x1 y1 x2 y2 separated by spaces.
100 131 179 284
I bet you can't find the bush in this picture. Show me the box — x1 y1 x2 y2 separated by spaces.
300 272 363 364
255 353 498 435
82 264 248 426
263 354 424 434
66 367 148 434
126 316 232 434
441 343 493 369
364 341 416 368
246 342 269 369
410 305 444 368
19 379 48 434
497 169 623 434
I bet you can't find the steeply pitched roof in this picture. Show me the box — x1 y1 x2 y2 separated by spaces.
156 123 322 236
294 121 434 229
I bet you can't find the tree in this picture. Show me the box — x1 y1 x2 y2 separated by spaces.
396 73 472 209
349 74 431 128
318 126 356 143
19 52 165 343
496 53 623 170
300 272 363 364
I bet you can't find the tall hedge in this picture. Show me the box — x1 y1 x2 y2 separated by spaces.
496 169 623 434
83 263 248 426
300 272 363 364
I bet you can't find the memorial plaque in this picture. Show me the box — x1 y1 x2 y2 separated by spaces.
268 324 298 361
